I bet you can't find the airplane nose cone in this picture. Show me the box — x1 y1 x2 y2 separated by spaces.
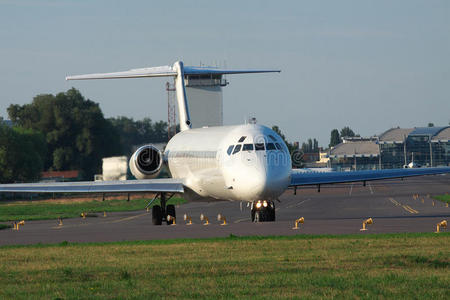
235 163 289 201
247 169 267 199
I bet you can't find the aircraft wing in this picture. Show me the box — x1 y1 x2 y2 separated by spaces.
0 178 184 193
290 167 450 186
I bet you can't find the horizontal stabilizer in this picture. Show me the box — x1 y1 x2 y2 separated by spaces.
66 66 176 80
66 62 280 81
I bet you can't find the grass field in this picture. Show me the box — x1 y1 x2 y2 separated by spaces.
434 194 450 204
0 233 448 299
0 197 185 222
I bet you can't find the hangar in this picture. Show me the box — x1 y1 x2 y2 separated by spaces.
328 126 450 170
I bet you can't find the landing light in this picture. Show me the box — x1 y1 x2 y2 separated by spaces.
256 201 262 209
263 201 268 208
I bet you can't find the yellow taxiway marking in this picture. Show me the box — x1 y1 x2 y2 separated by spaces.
285 199 311 209
110 212 149 224
389 198 401 206
51 212 149 229
402 205 419 214
234 218 250 223
389 197 419 214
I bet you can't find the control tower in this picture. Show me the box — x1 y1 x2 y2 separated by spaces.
184 74 227 128
167 73 228 133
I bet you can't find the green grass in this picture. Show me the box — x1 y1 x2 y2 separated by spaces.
0 233 448 299
434 194 450 204
0 197 185 222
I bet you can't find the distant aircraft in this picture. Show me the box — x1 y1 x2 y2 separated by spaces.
1 61 450 224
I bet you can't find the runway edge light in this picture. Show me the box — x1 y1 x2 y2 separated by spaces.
217 214 227 226
360 218 373 231
200 214 209 225
292 217 304 230
435 220 447 233
167 215 176 226
183 213 192 225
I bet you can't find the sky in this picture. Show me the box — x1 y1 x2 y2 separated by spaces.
1 0 449 146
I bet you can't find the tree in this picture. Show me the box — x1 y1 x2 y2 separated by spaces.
0 124 46 183
8 88 121 180
301 138 319 153
428 122 434 127
108 117 168 155
271 125 303 168
329 129 340 147
340 126 356 138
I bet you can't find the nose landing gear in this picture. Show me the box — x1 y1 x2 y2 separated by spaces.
251 200 275 222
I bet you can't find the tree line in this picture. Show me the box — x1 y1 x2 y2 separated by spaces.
329 126 358 147
1 88 169 183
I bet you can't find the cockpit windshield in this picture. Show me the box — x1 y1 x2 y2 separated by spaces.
243 144 254 151
232 144 241 154
266 143 276 150
255 143 265 151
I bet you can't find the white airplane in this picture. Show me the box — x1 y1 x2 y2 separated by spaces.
1 61 450 224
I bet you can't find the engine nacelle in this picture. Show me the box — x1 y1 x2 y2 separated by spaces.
129 145 163 179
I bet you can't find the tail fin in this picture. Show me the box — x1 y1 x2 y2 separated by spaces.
66 61 280 131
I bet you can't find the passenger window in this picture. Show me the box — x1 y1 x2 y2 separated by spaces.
243 144 254 151
255 143 265 151
233 144 241 154
227 145 234 155
266 143 276 150
238 136 246 143
269 135 277 141
275 143 282 150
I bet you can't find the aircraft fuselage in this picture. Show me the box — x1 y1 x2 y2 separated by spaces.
166 124 292 202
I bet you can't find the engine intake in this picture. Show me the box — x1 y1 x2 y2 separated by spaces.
129 145 163 179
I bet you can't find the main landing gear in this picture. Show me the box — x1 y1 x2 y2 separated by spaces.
148 193 176 225
251 200 275 222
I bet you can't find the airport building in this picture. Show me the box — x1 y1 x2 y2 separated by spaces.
327 126 450 170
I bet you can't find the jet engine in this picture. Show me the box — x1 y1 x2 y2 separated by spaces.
129 145 163 179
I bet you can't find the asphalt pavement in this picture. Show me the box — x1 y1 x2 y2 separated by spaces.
1 174 449 246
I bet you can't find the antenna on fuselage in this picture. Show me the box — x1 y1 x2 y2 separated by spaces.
66 61 280 132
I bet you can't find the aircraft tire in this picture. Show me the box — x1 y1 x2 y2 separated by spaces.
269 202 276 222
166 204 176 225
152 205 163 225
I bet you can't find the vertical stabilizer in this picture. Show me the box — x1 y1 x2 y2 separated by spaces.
173 61 192 131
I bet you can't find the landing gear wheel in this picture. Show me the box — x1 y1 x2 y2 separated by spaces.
152 205 163 225
269 201 275 222
166 204 176 225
